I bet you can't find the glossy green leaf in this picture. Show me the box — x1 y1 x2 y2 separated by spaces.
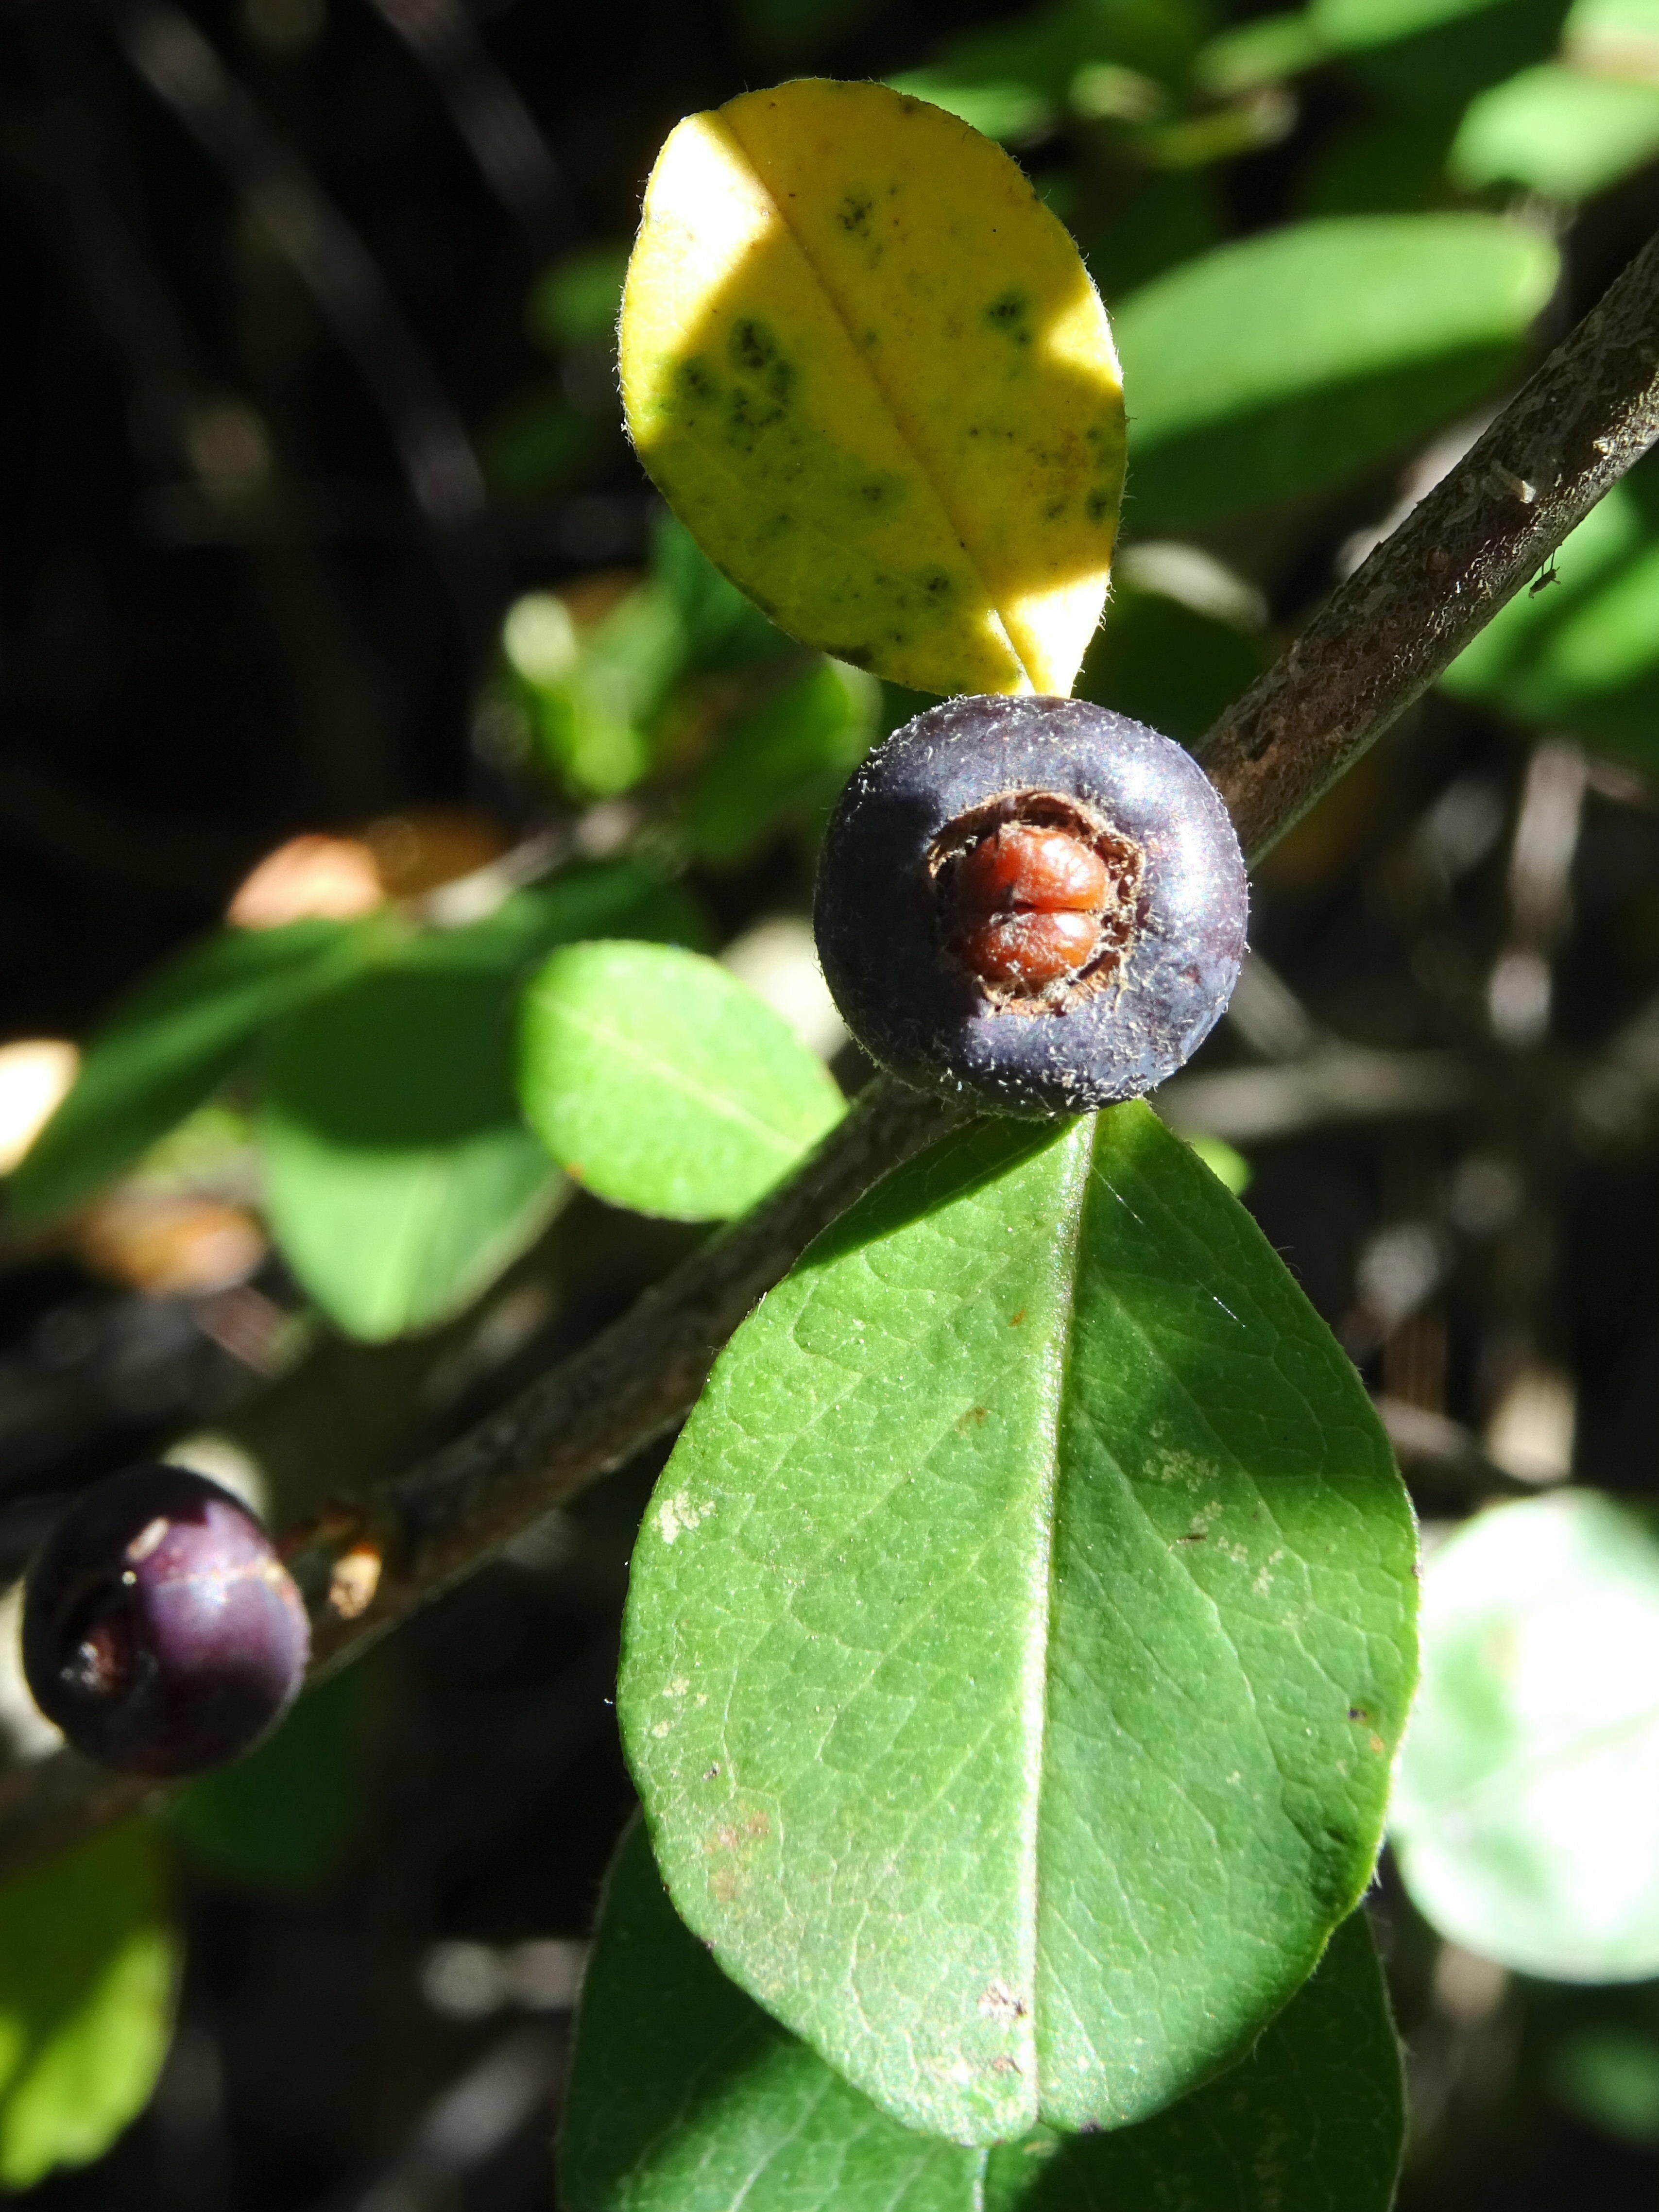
262 865 696 1339
0 1826 176 2189
5 919 368 1225
621 1106 1418 2143
1312 0 1507 49
167 1666 371 1893
1393 1489 1659 1980
1453 63 1659 198
621 79 1124 698
682 657 879 863
519 941 845 1222
1114 216 1558 527
562 1820 1403 2212
1440 452 1659 766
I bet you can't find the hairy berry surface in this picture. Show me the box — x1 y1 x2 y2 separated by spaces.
23 1463 310 1777
815 695 1248 1115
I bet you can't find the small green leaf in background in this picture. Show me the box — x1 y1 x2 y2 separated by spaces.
167 1666 372 1893
1547 2020 1659 2144
1440 450 1659 769
621 79 1125 698
1114 214 1558 527
526 243 630 353
1393 1488 1659 1980
1313 0 1513 51
519 941 845 1221
560 1819 1403 2212
650 513 794 675
502 583 685 800
0 1825 176 2190
1567 0 1659 69
682 657 880 864
621 1105 1418 2143
1453 63 1659 198
6 919 368 1225
261 864 697 1340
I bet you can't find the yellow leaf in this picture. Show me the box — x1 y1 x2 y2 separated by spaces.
621 79 1125 700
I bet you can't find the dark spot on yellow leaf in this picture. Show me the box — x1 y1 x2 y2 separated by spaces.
838 191 874 237
985 288 1033 345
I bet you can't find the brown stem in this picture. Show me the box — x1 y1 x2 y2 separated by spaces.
5 228 1659 1878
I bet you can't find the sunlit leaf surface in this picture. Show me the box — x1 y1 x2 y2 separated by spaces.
1394 1490 1659 1980
561 1820 1404 2212
621 79 1124 698
621 1105 1418 2143
519 940 845 1221
1114 215 1558 526
0 1827 176 2190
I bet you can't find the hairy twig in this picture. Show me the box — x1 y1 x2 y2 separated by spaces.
3 229 1658 1877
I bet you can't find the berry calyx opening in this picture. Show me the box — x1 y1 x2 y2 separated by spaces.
930 792 1146 1008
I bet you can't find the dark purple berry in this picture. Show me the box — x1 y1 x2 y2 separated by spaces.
815 695 1248 1116
23 1464 310 1777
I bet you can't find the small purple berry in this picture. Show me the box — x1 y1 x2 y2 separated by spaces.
814 695 1249 1116
23 1464 310 1777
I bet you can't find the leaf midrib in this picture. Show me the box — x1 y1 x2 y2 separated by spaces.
1025 1119 1095 2107
712 109 1036 692
547 989 830 1158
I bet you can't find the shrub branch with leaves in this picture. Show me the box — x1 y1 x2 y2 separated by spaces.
5 34 1659 2208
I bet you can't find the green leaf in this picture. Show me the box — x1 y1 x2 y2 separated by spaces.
519 941 845 1222
650 513 794 674
882 71 1055 146
503 584 686 800
1440 452 1659 767
682 657 880 863
1114 216 1558 527
262 865 695 1340
1082 170 1224 302
526 244 630 353
560 1819 1403 2212
167 1666 371 1893
620 1106 1418 2143
6 919 369 1225
1312 0 1506 46
1393 1489 1659 1980
1453 63 1659 198
1343 0 1573 106
0 1826 176 2190
621 78 1125 698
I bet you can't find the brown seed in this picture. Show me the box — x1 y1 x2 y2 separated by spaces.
957 909 1100 989
955 823 1109 918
